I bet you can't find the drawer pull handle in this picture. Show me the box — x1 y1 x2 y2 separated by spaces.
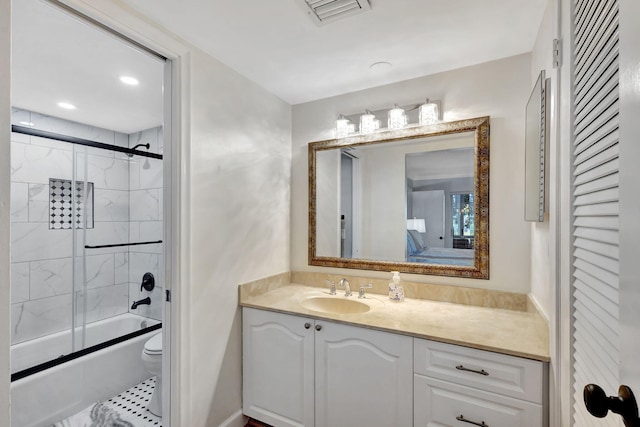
304 323 311 329
457 415 489 427
456 365 489 376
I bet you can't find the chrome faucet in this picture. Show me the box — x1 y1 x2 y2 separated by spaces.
339 278 352 297
358 284 373 299
325 280 336 295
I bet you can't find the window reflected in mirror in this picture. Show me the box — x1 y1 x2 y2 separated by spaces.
451 193 474 246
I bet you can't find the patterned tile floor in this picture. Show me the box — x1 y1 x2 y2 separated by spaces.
54 377 161 427
104 377 162 426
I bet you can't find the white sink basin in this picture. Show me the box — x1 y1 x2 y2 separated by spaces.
300 297 370 314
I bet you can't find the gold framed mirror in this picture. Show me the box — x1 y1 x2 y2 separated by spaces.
308 116 489 279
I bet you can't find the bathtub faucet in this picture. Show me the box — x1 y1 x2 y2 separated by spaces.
131 297 151 309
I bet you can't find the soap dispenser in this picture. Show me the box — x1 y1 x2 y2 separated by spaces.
388 271 404 302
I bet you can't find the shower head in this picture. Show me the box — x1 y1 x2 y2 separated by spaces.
127 142 150 157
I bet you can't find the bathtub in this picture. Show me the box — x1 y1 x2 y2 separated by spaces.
10 313 161 427
11 313 159 374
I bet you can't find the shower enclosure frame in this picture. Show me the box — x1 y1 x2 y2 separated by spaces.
9 124 165 380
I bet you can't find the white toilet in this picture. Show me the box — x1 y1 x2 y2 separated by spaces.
141 332 163 417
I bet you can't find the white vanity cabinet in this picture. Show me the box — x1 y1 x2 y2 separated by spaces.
242 307 315 427
242 307 413 427
414 339 547 427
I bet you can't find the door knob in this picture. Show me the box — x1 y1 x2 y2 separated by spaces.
584 384 640 427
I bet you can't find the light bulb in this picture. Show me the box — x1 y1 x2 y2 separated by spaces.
335 115 351 138
419 99 439 125
360 111 377 134
388 104 407 130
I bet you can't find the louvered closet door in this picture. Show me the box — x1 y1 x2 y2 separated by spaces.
571 0 622 425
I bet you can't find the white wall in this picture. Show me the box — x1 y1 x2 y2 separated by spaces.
0 0 11 423
529 6 559 427
529 0 556 321
292 54 533 293
530 1 571 426
187 48 291 427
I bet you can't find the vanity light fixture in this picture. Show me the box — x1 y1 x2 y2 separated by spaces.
388 104 407 130
407 218 426 233
335 114 353 138
359 110 379 134
419 99 439 125
57 102 76 110
120 76 139 86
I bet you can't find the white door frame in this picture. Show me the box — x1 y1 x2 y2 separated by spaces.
0 1 11 425
40 2 191 425
552 0 576 425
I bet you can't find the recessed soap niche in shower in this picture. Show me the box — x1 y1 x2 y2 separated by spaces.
49 178 94 230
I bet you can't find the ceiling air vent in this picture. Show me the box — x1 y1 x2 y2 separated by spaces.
304 0 371 25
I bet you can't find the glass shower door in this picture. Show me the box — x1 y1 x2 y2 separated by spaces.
9 124 77 374
72 142 136 352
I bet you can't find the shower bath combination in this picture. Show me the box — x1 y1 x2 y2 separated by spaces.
9 109 165 425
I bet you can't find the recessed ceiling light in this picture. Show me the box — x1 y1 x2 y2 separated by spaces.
57 102 76 110
19 121 35 127
120 76 139 86
369 61 392 71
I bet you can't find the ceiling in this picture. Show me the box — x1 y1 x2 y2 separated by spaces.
11 0 546 133
120 0 547 104
11 0 164 134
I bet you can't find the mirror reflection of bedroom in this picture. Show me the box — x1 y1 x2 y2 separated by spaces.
405 146 475 266
331 131 476 266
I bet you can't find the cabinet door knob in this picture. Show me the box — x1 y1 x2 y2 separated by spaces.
315 324 322 331
304 323 311 329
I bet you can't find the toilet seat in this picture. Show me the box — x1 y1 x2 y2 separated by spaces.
144 332 162 355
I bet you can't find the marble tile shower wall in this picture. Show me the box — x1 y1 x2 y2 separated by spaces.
10 108 163 345
127 127 163 321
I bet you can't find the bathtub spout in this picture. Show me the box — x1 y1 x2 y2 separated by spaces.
131 297 151 309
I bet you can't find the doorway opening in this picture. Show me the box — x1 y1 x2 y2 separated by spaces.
9 0 173 425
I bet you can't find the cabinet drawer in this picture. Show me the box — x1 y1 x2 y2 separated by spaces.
415 375 543 427
414 339 543 403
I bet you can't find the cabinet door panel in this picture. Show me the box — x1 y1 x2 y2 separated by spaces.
315 322 413 427
243 308 314 427
414 375 542 427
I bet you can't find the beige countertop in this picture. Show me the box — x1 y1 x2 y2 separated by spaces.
239 282 550 362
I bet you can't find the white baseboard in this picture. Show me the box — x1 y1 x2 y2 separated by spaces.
218 409 246 427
